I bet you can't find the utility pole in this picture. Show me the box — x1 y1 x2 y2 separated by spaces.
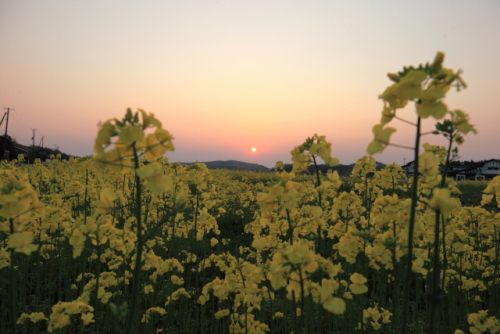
1 108 11 160
32 129 36 164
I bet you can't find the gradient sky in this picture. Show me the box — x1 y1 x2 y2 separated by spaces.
1 1 499 167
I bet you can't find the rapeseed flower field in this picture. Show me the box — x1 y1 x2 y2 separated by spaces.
1 53 499 334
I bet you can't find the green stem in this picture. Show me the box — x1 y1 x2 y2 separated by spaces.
125 144 143 334
194 192 200 237
428 131 454 334
401 116 421 334
9 218 17 334
292 290 298 334
311 155 322 204
427 211 442 333
94 236 101 307
237 268 248 334
286 209 293 245
84 170 89 225
311 155 323 254
441 214 448 293
299 269 305 333
394 115 417 126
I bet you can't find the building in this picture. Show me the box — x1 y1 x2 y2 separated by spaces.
402 159 500 180
455 159 500 180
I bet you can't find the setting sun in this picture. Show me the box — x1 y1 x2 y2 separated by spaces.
251 147 257 152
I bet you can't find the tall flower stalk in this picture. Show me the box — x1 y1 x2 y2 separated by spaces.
366 52 474 333
426 114 476 333
93 108 174 333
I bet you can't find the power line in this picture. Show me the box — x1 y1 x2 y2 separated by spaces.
9 134 31 145
11 109 45 143
0 108 54 160
11 109 33 131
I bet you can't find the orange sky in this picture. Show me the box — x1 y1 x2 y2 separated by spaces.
1 1 499 167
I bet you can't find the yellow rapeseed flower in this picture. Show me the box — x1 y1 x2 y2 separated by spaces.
394 70 426 100
416 88 448 119
322 297 346 315
429 188 458 217
17 312 47 324
349 273 368 294
214 309 230 319
8 231 38 255
367 124 396 155
81 312 94 326
118 125 144 147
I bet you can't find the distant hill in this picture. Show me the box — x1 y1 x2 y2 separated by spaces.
282 162 387 176
1 135 75 162
178 160 387 175
179 160 272 172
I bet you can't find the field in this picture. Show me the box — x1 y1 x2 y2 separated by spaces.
1 154 499 334
2 56 500 334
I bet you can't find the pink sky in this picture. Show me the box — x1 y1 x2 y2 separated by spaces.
1 1 499 167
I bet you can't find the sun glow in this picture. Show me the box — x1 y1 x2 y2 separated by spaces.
251 147 257 152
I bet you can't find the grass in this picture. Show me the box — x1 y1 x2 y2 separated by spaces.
457 180 495 208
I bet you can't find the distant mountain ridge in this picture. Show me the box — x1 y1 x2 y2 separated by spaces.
179 160 272 172
283 162 386 176
178 160 387 175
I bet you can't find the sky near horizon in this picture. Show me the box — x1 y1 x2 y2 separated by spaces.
1 1 499 168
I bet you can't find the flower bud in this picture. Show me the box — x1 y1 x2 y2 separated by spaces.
432 51 445 68
387 73 400 83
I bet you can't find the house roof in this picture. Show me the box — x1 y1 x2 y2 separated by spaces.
457 159 500 174
401 159 500 172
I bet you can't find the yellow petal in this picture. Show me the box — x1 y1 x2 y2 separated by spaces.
118 126 144 147
323 297 346 314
